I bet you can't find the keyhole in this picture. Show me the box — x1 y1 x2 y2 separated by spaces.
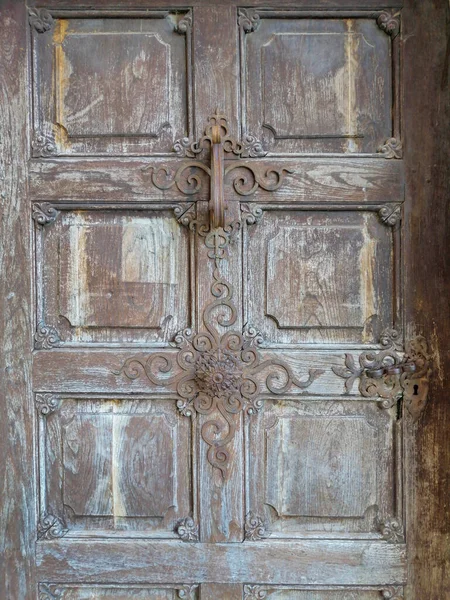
413 384 419 396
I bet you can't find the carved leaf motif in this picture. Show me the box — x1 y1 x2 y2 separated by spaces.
35 322 61 349
241 203 264 225
377 517 404 543
381 586 404 599
377 11 400 38
245 512 270 541
28 8 53 33
35 394 60 416
32 132 58 157
39 584 63 600
38 514 68 540
378 204 401 227
244 586 267 599
177 585 198 599
238 9 261 33
378 137 403 159
32 202 59 226
175 517 199 542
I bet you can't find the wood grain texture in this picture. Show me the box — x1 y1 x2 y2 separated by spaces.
36 540 406 585
28 157 403 204
0 1 35 598
402 1 450 598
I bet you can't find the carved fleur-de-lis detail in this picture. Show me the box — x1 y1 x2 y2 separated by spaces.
238 8 260 33
377 11 400 39
245 512 270 541
38 514 68 540
378 137 403 159
378 204 401 227
377 517 405 543
381 586 404 599
177 585 198 599
175 10 192 34
32 203 59 226
244 585 267 599
32 132 58 157
35 322 62 349
175 517 199 542
241 203 264 225
38 584 63 600
28 8 54 33
35 394 60 416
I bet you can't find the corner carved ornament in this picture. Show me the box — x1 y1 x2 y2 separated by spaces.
333 328 432 421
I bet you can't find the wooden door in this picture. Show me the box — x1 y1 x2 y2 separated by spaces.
1 1 448 599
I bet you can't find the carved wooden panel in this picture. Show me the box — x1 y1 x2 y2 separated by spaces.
241 13 396 155
35 208 193 345
247 400 398 537
242 586 404 599
37 396 192 538
38 583 199 599
31 11 192 156
245 209 394 345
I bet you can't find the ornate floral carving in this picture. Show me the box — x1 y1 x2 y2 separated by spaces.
378 204 401 226
38 514 68 540
35 394 60 416
174 111 266 158
241 203 264 225
245 512 270 541
378 137 403 159
244 586 267 599
39 584 63 600
32 202 59 226
332 329 431 410
377 11 400 39
177 586 198 599
32 132 58 157
377 517 405 543
175 10 192 34
238 9 261 33
175 517 199 542
35 322 62 349
28 8 53 33
381 586 404 599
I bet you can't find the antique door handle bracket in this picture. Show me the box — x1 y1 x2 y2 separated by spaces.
210 125 226 229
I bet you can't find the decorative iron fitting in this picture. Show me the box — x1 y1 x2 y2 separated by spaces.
333 329 432 418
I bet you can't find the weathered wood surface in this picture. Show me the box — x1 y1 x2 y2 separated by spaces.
28 157 403 203
40 0 404 9
402 1 450 598
0 1 35 598
36 540 406 585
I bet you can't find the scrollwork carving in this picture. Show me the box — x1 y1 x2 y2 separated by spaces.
244 586 267 599
28 8 53 33
175 9 192 34
377 517 405 543
381 586 404 599
38 514 68 540
174 111 266 158
32 132 58 157
244 512 271 541
238 8 261 33
175 517 199 542
225 164 294 197
378 204 401 226
39 584 63 600
332 329 431 411
35 322 62 349
378 137 403 159
241 204 264 225
177 586 198 599
377 11 400 39
35 394 60 416
32 202 59 226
